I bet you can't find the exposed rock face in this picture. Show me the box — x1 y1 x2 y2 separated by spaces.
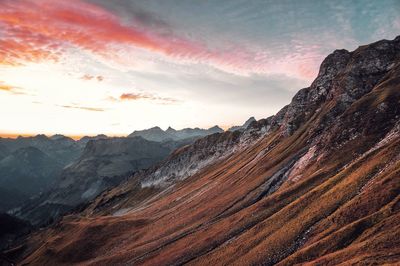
140 131 244 187
128 125 224 142
12 36 400 265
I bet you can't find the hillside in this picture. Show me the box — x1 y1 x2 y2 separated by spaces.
0 135 83 164
15 136 195 226
0 147 63 212
14 36 400 265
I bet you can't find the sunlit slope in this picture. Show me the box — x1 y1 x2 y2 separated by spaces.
20 37 400 265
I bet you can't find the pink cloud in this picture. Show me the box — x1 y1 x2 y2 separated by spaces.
0 0 320 80
80 74 104 81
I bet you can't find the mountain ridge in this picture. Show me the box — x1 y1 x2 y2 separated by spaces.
128 125 224 142
9 36 400 265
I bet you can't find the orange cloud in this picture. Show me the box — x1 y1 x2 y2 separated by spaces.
0 81 25 94
0 84 14 92
120 93 149 101
81 74 94 80
58 104 105 112
119 92 179 104
80 74 104 81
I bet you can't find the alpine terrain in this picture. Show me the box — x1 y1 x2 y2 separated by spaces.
5 36 400 265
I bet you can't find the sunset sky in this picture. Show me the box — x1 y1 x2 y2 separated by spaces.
1 0 399 137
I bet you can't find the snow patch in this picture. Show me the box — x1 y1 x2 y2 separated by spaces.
287 146 317 182
112 207 133 217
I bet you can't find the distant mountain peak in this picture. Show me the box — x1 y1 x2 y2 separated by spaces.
166 126 176 133
228 117 257 132
208 125 224 132
129 125 223 142
34 134 49 140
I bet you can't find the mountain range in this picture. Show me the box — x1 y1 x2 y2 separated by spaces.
128 125 224 142
2 36 400 265
0 135 83 212
0 126 225 226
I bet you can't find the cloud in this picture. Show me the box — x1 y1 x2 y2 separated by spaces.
119 93 144 101
80 74 104 81
119 92 179 105
89 0 172 32
0 83 14 92
0 81 26 94
105 96 119 102
58 104 105 112
0 0 320 80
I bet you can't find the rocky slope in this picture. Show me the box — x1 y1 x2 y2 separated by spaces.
13 36 400 265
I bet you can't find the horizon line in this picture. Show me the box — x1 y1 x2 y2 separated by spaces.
0 124 236 141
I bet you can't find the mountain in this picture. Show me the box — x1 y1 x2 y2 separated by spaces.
0 188 27 213
0 144 10 161
128 125 224 142
228 116 256 132
0 133 197 223
0 136 86 214
0 147 63 212
11 36 400 265
0 135 89 214
0 134 83 164
16 136 193 226
77 134 108 146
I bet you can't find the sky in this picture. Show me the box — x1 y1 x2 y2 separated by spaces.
0 0 399 137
